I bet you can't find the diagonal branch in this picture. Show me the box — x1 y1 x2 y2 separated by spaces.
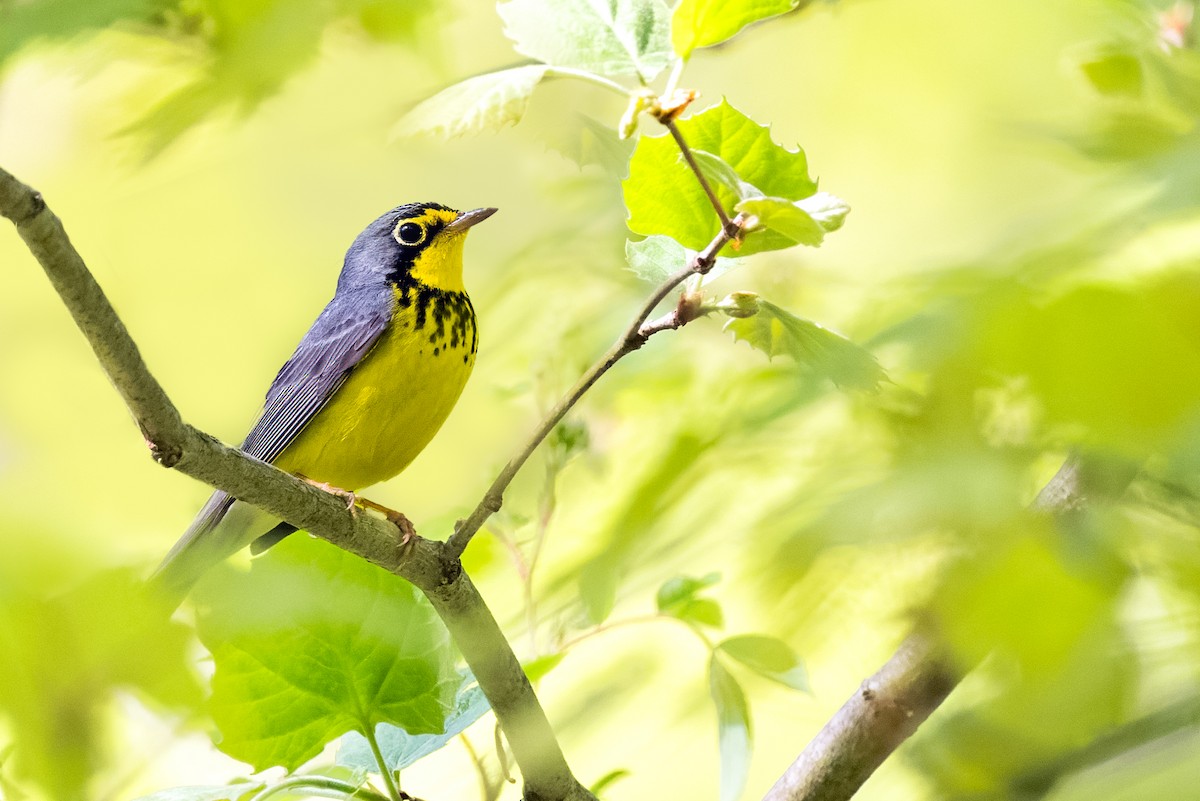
761 632 958 801
0 164 596 801
664 118 735 234
446 212 747 557
761 453 1140 801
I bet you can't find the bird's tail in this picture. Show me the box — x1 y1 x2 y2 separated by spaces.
148 491 276 605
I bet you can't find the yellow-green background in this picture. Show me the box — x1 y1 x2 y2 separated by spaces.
3 1 1199 800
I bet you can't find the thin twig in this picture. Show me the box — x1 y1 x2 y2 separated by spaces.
364 724 403 801
664 119 735 234
460 733 500 801
0 164 597 801
447 215 745 557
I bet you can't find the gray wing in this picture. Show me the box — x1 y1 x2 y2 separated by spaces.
150 288 392 601
241 289 393 463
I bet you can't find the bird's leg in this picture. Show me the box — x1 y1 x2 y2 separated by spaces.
297 474 358 513
297 474 416 545
355 496 417 546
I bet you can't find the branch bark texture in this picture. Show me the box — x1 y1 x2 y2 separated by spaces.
762 632 958 801
0 165 594 801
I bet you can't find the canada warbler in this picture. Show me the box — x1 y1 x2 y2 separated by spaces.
152 202 496 598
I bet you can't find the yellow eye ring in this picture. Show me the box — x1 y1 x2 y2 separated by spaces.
393 221 426 246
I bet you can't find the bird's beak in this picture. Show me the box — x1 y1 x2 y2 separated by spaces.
445 207 498 234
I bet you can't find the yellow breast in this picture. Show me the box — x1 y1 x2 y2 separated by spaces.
273 286 477 490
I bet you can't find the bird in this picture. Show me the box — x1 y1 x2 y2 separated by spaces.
151 202 496 600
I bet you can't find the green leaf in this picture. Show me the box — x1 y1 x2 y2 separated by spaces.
725 298 885 390
934 530 1124 675
580 558 620 625
523 653 567 682
709 655 753 801
0 567 202 801
1077 44 1143 97
589 768 632 797
717 635 809 692
690 150 764 200
131 783 264 801
549 418 591 463
976 279 1200 452
0 0 171 66
736 197 825 246
657 573 725 628
195 536 458 773
625 235 740 284
672 0 799 59
498 0 672 80
797 191 851 233
671 597 725 628
128 0 435 155
395 65 550 138
624 99 820 256
656 572 721 610
337 677 490 773
540 113 637 172
735 193 849 247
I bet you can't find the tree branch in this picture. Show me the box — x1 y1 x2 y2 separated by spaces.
446 212 747 557
761 452 1140 801
0 164 595 801
761 631 958 801
664 118 735 234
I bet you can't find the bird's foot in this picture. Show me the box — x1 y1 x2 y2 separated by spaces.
297 475 415 546
348 496 417 546
299 475 358 513
353 496 417 546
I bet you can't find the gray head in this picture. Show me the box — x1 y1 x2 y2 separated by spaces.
338 202 497 292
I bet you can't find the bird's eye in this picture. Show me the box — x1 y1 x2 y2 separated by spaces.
394 221 426 246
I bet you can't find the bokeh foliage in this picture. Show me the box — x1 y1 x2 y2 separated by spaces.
3 1 1200 801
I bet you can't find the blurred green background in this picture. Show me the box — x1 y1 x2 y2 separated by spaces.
4 0 1200 800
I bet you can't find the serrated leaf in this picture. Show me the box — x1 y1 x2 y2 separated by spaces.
625 235 740 284
672 0 799 58
690 150 764 200
337 678 490 772
624 99 820 256
395 65 549 138
195 536 457 773
131 783 263 801
709 656 753 801
725 298 885 390
498 0 672 80
656 572 721 611
717 635 809 692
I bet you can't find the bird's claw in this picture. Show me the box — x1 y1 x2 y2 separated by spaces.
300 476 358 512
385 510 417 546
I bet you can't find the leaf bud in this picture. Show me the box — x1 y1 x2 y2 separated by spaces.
716 292 760 318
